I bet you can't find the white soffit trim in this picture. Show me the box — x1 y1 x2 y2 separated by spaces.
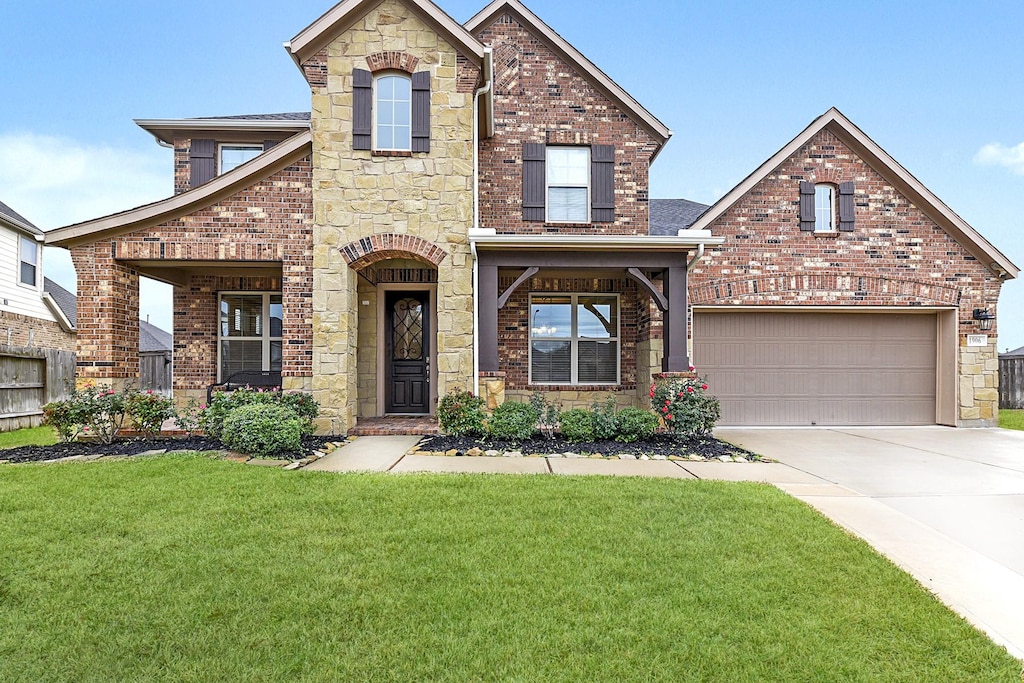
465 0 671 148
689 107 1018 279
135 118 310 146
42 293 75 333
469 229 723 250
288 0 486 64
45 130 313 247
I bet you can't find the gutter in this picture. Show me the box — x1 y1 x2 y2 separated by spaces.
471 46 493 397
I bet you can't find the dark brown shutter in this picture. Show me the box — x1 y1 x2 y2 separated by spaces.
411 71 431 153
799 181 816 232
189 139 216 188
523 143 546 221
353 68 372 150
591 144 615 222
838 181 855 232
263 139 278 151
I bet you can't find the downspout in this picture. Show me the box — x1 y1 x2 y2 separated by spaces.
471 47 493 397
684 242 705 368
685 242 705 272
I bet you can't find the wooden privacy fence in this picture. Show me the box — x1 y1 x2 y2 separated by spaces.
140 351 173 397
0 345 76 431
1000 356 1024 410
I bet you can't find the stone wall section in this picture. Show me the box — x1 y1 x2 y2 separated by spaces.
306 0 478 432
0 311 75 352
689 129 1004 425
474 12 661 235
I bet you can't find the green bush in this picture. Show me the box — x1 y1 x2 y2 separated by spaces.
487 401 538 441
613 407 659 443
124 390 176 436
650 373 721 436
42 398 89 443
530 392 560 439
278 392 320 434
558 408 594 442
221 404 303 458
437 390 487 436
590 397 618 441
201 387 317 440
173 399 202 437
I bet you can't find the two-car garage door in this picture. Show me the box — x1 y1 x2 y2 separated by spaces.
693 311 937 426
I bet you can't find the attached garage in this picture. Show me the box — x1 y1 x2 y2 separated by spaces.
693 310 951 426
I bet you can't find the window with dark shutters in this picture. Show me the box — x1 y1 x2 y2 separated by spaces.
411 71 431 153
799 181 816 231
523 143 546 221
591 144 615 223
353 68 373 150
838 181 855 231
190 139 216 188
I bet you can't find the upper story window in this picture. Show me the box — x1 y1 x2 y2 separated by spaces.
375 74 412 151
19 236 38 287
547 147 590 223
814 184 835 232
219 145 263 174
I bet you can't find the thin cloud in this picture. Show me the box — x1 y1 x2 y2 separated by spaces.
974 141 1024 175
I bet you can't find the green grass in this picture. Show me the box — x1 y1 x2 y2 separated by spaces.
1000 409 1024 430
0 457 1018 682
0 425 58 449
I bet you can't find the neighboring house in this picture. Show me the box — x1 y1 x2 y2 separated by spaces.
45 0 1018 430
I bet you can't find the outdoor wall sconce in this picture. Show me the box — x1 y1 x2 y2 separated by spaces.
973 307 995 331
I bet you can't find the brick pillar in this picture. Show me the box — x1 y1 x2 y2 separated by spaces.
173 275 219 404
70 242 140 390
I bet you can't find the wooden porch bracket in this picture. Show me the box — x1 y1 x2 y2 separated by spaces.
626 267 667 311
497 267 539 309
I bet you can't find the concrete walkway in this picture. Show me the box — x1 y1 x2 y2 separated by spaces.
717 426 1024 660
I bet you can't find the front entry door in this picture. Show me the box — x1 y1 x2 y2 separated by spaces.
385 291 430 414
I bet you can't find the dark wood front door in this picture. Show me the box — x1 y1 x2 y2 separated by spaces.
385 291 430 414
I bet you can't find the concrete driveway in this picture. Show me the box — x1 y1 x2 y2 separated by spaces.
716 426 1024 660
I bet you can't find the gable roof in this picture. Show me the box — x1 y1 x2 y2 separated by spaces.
649 199 710 236
46 130 313 248
43 277 77 328
0 200 43 236
140 319 173 353
136 113 311 146
688 107 1019 280
1002 345 1024 358
287 0 486 65
465 0 672 152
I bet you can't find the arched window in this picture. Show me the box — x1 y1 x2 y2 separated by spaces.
375 74 411 151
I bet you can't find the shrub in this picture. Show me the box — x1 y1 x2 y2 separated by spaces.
42 399 88 443
530 392 560 439
590 397 618 441
437 390 487 436
200 387 318 441
174 399 202 437
221 404 303 458
558 408 594 442
124 390 176 436
613 407 659 443
650 372 721 436
487 401 538 441
279 392 320 434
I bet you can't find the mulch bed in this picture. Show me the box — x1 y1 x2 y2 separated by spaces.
0 435 338 465
417 433 758 459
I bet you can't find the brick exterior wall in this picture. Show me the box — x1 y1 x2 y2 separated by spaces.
688 128 1004 425
174 139 190 195
474 12 660 235
0 311 75 351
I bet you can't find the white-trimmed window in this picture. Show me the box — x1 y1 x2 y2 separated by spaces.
374 74 412 151
19 236 38 287
530 294 619 385
546 147 590 223
218 293 282 381
219 145 262 174
814 184 836 232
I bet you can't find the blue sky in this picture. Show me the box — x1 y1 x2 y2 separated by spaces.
2 0 1022 349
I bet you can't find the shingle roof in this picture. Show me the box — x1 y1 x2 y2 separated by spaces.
1001 345 1024 358
0 200 42 235
649 199 710 236
43 277 77 327
140 319 173 353
193 112 311 121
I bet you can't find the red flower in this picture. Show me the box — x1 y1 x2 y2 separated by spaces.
701 384 708 390
666 414 673 420
686 386 694 393
689 365 695 372
665 399 671 405
678 391 684 398
662 406 668 413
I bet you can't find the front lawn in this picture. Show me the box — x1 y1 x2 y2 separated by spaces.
0 425 57 449
1000 409 1024 430
0 457 1017 681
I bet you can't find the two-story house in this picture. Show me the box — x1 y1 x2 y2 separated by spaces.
46 0 1017 431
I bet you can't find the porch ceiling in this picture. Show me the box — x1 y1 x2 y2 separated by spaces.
123 260 282 287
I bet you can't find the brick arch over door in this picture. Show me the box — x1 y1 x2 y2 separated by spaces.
341 234 448 271
689 272 961 307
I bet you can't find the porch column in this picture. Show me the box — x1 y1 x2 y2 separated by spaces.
662 266 690 372
70 241 140 389
479 265 499 372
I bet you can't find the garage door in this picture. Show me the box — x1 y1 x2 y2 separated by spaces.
693 312 936 426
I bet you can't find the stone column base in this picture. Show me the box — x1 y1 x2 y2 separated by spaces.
479 371 506 410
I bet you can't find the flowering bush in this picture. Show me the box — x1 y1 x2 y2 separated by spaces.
650 370 721 436
42 397 90 443
124 389 176 436
437 390 487 436
174 399 202 437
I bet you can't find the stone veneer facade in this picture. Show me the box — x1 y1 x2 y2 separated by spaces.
687 128 1004 426
303 0 480 432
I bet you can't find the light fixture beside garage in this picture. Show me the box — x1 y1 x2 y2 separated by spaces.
973 308 995 331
